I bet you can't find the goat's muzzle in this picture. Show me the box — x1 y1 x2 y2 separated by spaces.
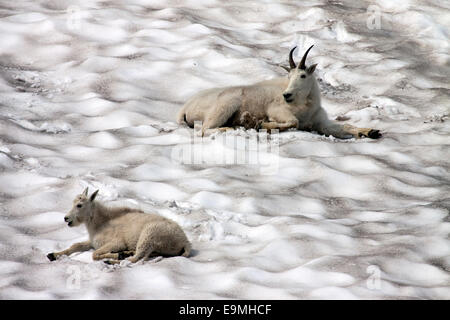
283 92 294 103
64 216 74 226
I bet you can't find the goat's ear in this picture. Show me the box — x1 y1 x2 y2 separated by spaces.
82 187 89 196
280 65 290 73
90 189 99 202
306 64 318 74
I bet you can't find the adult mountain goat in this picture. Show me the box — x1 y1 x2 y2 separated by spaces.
47 188 191 264
177 45 381 139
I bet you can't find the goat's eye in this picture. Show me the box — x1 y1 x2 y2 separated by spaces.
301 75 306 78
77 204 82 208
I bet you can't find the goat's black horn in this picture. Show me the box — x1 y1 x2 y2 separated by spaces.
289 46 297 69
299 45 314 70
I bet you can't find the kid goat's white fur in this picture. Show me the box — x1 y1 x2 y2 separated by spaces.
47 188 191 264
177 45 381 139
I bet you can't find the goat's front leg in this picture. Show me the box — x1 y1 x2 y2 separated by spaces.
99 250 135 266
261 119 299 132
117 250 134 259
92 242 127 261
317 121 381 139
261 108 298 132
47 241 92 261
342 124 382 139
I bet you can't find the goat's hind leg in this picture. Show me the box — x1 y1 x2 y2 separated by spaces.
108 226 158 265
127 234 155 264
125 223 178 263
201 98 241 136
103 233 156 265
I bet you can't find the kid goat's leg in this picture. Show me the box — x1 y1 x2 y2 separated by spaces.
92 242 126 261
127 227 157 263
47 241 92 261
104 228 156 265
104 250 134 264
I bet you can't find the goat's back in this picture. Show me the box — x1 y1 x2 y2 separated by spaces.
179 77 289 126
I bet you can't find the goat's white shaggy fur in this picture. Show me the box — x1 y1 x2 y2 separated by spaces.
47 188 191 264
177 46 381 139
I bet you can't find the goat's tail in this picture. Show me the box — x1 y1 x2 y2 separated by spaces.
181 241 192 258
176 106 187 125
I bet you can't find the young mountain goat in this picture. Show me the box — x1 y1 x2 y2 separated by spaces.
177 45 381 139
47 188 191 264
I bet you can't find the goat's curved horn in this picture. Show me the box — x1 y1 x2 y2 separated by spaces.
289 46 297 69
299 45 314 70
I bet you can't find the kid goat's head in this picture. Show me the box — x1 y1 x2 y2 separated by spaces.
64 187 99 227
283 45 317 103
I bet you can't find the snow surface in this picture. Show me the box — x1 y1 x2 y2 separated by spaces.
0 0 449 299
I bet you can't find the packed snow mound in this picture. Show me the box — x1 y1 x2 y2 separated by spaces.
0 0 449 299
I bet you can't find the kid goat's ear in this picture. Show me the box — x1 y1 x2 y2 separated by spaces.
90 189 99 202
306 63 318 74
82 187 89 196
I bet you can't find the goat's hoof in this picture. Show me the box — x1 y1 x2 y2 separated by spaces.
104 259 121 265
47 253 56 261
118 251 133 260
368 129 382 139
